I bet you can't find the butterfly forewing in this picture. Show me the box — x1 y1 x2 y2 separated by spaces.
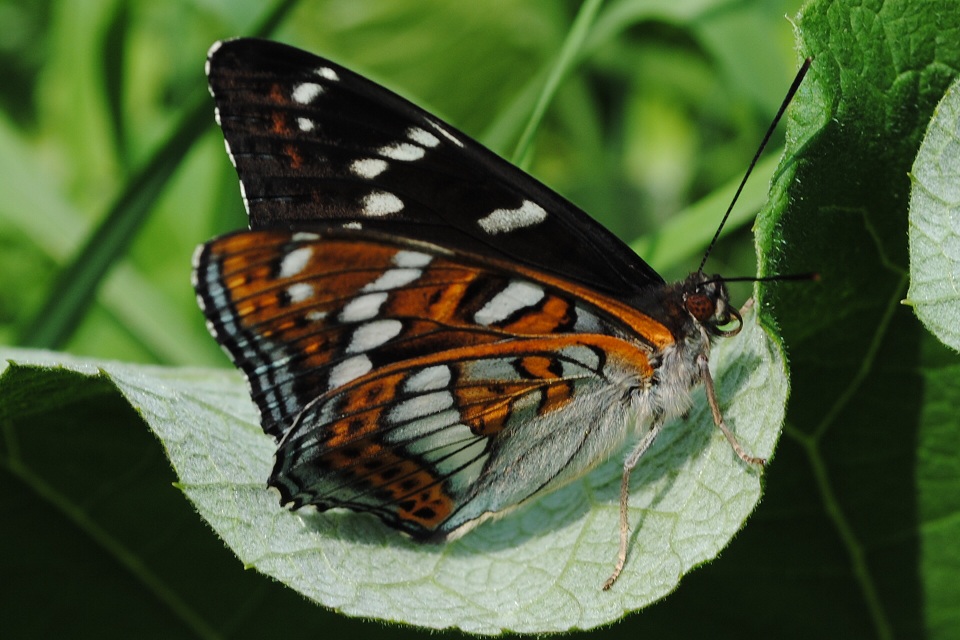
206 38 663 297
195 226 663 442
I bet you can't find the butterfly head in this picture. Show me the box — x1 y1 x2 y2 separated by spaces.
681 272 742 339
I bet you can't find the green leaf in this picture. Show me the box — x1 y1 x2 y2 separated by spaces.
754 0 960 638
0 312 784 633
0 352 329 638
907 76 960 352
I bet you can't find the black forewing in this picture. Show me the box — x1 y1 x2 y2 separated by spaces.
206 38 664 297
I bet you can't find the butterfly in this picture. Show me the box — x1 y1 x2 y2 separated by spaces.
194 38 803 589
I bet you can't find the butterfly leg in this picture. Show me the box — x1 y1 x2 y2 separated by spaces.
602 416 666 590
698 353 766 466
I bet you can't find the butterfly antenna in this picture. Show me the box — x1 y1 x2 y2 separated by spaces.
698 57 813 274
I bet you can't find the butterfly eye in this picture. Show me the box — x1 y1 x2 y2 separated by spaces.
684 292 716 323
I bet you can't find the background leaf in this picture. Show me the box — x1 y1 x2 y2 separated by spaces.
908 76 960 352
755 0 960 638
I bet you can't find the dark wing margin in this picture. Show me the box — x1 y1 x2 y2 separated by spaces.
205 37 664 297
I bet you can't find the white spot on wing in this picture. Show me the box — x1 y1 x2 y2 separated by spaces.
328 355 372 389
286 283 314 303
474 280 545 325
477 200 548 235
342 221 362 230
350 158 388 178
222 138 236 166
339 292 388 322
347 319 403 353
407 127 440 148
427 118 464 147
378 142 425 161
238 180 250 214
461 357 518 380
559 345 601 373
402 418 477 462
384 409 460 444
393 250 432 268
207 40 225 58
361 191 404 216
361 268 422 292
279 247 313 278
305 310 327 322
292 232 320 241
191 244 205 271
316 66 339 81
388 391 455 424
404 365 452 393
441 442 488 491
297 117 315 131
292 82 323 104
573 306 602 332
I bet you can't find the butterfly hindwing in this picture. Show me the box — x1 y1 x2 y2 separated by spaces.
271 334 642 539
206 38 664 297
